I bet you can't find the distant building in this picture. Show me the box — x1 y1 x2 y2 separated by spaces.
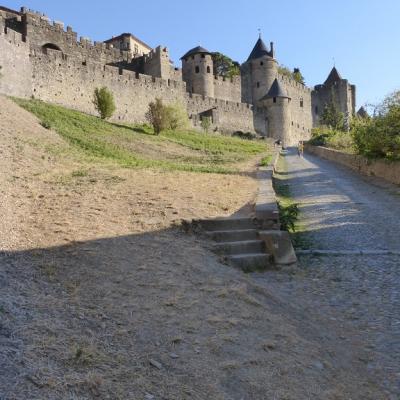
104 33 152 58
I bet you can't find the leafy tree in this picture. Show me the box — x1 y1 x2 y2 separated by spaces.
278 65 305 84
212 52 240 78
320 90 345 131
200 116 211 133
146 98 169 134
352 91 400 160
93 87 116 120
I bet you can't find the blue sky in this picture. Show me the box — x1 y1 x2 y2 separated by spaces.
3 0 399 108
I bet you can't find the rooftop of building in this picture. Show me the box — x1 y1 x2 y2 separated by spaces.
181 45 212 60
247 37 273 61
104 33 152 50
261 78 290 100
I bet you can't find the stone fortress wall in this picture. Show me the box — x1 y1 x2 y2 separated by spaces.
0 5 357 144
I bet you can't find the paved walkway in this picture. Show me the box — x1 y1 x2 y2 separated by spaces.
254 148 400 398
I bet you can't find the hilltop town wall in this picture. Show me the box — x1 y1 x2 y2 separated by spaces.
213 75 241 103
0 23 256 133
0 20 32 97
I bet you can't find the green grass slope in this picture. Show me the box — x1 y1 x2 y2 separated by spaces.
14 99 268 174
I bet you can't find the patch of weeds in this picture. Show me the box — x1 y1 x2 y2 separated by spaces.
278 202 299 231
40 120 53 130
71 169 88 178
71 344 100 367
260 154 273 166
273 153 312 249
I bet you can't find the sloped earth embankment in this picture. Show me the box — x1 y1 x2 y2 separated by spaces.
0 97 385 399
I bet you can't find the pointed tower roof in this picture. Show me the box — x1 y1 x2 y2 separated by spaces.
261 78 290 100
357 106 368 118
324 67 342 86
181 46 212 59
247 37 273 61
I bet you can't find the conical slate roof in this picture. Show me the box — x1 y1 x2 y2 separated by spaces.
261 78 290 100
247 37 273 61
181 46 212 59
357 106 368 118
324 67 342 86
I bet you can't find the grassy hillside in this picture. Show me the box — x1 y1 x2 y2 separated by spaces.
14 99 268 174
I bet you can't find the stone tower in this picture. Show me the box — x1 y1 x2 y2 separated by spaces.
241 36 278 105
260 79 291 145
312 66 356 127
181 46 214 98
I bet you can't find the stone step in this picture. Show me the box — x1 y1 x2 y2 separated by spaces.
214 240 265 256
207 229 259 242
227 253 273 273
196 217 257 232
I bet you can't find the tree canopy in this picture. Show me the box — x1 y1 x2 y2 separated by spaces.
212 52 240 78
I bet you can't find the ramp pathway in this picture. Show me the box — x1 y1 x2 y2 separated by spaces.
253 148 400 398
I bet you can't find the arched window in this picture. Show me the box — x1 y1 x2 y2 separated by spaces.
195 66 200 73
207 66 210 73
300 98 304 108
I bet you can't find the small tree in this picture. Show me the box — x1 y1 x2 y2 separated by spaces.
212 52 240 78
320 101 345 131
164 103 189 130
146 98 168 134
93 87 116 120
200 116 211 133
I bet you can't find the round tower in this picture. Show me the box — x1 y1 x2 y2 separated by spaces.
181 46 214 98
242 37 278 104
260 79 291 146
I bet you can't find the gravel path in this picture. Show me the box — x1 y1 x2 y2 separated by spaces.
254 148 400 398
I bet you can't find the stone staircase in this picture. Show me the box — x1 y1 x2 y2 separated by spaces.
194 217 274 272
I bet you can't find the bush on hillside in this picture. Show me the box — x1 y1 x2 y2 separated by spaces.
164 103 189 130
93 87 116 120
146 99 189 134
352 92 400 160
308 127 354 151
146 98 168 134
232 131 257 140
200 116 211 133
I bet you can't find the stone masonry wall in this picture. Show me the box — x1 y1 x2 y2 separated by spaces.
213 75 241 103
305 144 400 186
280 75 312 143
0 21 32 97
30 49 187 123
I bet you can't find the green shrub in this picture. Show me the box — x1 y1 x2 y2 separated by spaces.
164 103 189 130
232 131 257 140
308 127 354 151
93 87 116 120
146 98 169 135
352 102 400 160
200 116 211 133
278 202 299 232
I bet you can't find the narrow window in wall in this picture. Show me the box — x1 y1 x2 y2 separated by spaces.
273 97 277 103
207 66 210 73
201 54 205 58
260 61 264 66
256 82 260 88
195 66 200 73
315 105 319 114
300 98 304 107
134 44 139 54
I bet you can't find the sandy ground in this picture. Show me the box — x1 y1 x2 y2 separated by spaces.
0 96 386 399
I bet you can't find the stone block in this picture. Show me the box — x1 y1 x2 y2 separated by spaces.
258 230 297 265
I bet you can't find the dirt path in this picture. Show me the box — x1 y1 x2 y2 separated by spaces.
253 148 400 399
0 97 390 399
